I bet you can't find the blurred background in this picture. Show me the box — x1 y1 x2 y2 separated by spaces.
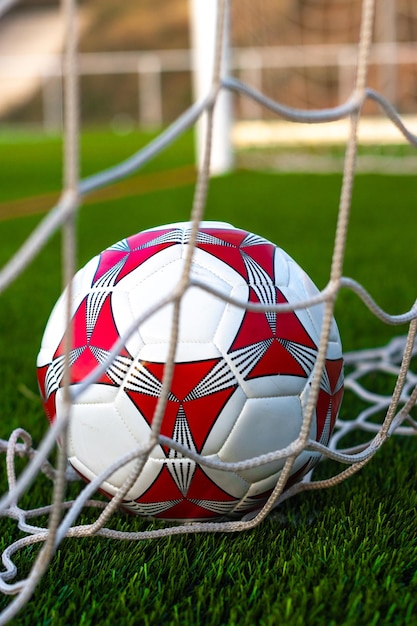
0 0 416 169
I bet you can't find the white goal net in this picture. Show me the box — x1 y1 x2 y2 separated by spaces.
0 0 416 622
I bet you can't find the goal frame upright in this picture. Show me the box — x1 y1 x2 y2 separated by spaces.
189 0 233 175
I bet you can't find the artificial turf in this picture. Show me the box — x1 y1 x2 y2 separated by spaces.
0 129 417 625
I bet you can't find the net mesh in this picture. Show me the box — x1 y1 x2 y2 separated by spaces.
231 0 417 173
0 0 416 622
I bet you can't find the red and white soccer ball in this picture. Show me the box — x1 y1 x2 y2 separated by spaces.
37 221 344 521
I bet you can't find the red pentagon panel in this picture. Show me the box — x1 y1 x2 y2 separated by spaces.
240 239 276 282
135 465 238 519
251 340 308 380
53 294 131 386
37 364 57 423
325 358 344 394
229 287 316 379
92 228 181 286
315 358 344 444
198 227 249 249
315 391 333 445
125 359 238 454
230 288 315 351
274 291 317 348
196 227 275 282
195 228 249 278
230 288 278 351
92 248 130 286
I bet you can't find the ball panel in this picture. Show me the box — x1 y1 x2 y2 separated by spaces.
37 221 344 522
200 386 246 455
129 261 232 346
213 283 247 355
190 247 247 288
195 460 250 499
115 243 182 293
122 356 239 458
244 468 283 497
62 386 144 487
36 255 101 358
273 247 292 288
123 460 245 521
138 341 222 364
218 396 304 483
218 283 319 399
110 288 144 358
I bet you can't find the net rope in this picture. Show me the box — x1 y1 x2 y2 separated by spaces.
0 0 417 622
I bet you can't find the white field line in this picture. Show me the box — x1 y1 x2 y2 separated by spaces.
233 115 417 147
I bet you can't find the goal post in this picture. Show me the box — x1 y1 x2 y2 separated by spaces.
188 0 233 175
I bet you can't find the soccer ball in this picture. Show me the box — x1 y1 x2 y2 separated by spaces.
37 221 344 521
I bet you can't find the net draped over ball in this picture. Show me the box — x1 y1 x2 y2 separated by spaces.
37 221 344 521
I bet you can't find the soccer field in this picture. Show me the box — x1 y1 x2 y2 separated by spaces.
1 129 417 625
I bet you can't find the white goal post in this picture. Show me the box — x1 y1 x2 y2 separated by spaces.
189 0 233 174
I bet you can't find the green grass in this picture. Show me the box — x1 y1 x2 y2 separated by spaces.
1 129 417 625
